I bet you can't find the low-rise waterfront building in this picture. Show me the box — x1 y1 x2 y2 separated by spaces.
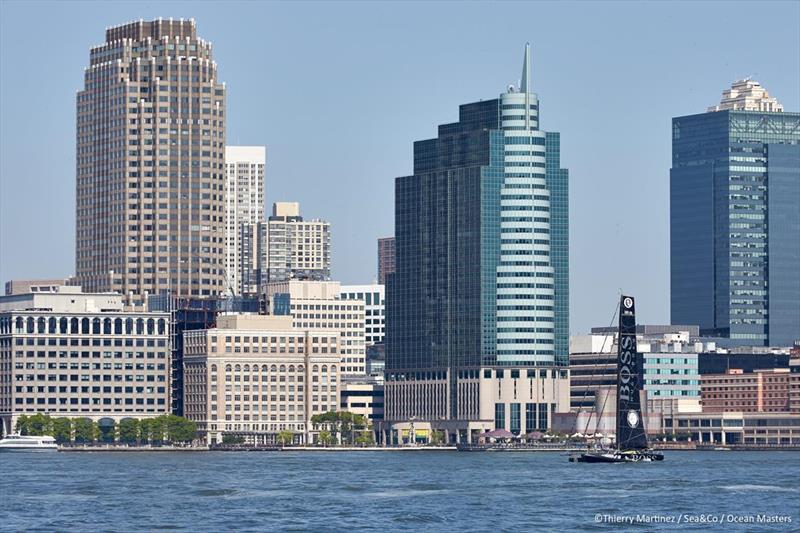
265 280 366 375
340 375 384 424
701 368 799 413
0 288 170 435
183 314 340 445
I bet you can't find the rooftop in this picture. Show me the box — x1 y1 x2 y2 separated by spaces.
708 78 784 113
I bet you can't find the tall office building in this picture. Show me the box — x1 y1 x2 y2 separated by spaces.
244 202 331 291
224 146 265 295
385 45 570 438
76 19 226 302
340 284 385 346
377 237 395 285
671 79 800 346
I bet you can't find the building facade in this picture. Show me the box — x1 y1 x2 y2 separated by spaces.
339 284 385 346
244 202 331 292
265 281 366 375
701 368 798 413
224 146 265 296
183 314 340 445
377 237 395 285
386 45 569 432
76 19 227 301
5 278 77 296
671 80 800 346
339 375 384 425
0 289 170 435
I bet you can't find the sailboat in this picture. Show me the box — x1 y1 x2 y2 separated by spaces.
570 295 664 463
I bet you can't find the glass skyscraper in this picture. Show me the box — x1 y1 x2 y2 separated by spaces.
671 80 800 346
386 45 569 423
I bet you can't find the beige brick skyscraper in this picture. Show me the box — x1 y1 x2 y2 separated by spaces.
76 18 226 302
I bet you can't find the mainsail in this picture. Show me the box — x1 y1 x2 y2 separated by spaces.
616 295 648 450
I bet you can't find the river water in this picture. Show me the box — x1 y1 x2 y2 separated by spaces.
2 451 798 531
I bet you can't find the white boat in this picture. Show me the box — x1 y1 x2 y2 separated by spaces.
0 434 58 452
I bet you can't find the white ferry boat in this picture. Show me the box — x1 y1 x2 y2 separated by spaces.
0 434 58 452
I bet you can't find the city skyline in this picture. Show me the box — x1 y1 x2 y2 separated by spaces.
1 1 799 334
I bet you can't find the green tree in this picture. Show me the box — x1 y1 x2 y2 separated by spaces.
317 430 334 446
139 419 153 444
118 419 140 444
99 421 117 443
14 415 30 435
222 434 244 445
52 418 72 444
162 415 197 443
430 430 445 446
73 418 99 444
277 430 294 446
149 416 166 444
355 428 375 447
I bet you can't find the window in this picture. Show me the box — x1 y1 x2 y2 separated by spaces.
495 403 505 430
510 403 520 435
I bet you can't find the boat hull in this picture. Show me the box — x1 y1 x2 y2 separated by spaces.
0 446 58 452
569 450 664 463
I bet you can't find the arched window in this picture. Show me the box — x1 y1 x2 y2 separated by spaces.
48 317 57 334
27 317 35 334
297 365 304 372
71 317 79 334
243 364 250 372
136 319 144 335
15 317 24 333
114 318 123 334
279 365 286 372
37 317 46 334
157 319 166 335
312 365 319 373
60 317 68 334
146 318 155 335
321 365 328 373
225 364 232 372
92 318 101 334
211 364 218 372
288 365 295 373
125 318 134 334
261 365 268 373
104 318 112 335
330 365 337 373
270 365 278 372
81 318 90 334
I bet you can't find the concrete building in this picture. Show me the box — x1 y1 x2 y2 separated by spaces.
5 278 77 296
147 294 259 415
386 45 569 437
224 146 265 296
0 289 170 435
183 314 340 445
377 237 395 285
662 412 800 446
265 280 366 375
340 375 384 425
245 202 331 292
75 19 227 302
671 80 800 346
701 368 799 413
339 284 385 346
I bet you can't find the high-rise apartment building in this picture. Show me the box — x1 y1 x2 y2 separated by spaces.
76 19 226 302
377 237 395 285
224 146 265 296
339 284 385 346
243 202 331 292
671 80 800 346
385 45 570 437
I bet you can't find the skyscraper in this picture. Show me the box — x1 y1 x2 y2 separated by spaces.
671 80 800 346
377 237 395 285
385 45 570 435
76 18 226 302
224 146 265 295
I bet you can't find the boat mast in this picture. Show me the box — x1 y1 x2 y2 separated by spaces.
616 295 648 451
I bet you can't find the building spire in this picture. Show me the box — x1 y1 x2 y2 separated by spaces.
520 42 531 92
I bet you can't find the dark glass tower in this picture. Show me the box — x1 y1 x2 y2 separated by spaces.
671 87 800 346
386 45 569 419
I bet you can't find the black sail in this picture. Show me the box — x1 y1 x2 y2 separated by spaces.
616 295 648 450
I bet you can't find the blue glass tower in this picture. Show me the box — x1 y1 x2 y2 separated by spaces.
386 45 569 419
671 91 800 346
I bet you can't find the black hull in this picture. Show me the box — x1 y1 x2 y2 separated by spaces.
569 450 664 463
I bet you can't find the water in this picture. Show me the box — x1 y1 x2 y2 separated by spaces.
2 451 798 531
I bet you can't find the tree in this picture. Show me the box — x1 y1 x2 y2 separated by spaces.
118 419 140 444
52 418 72 444
317 430 334 447
277 430 294 447
149 416 166 444
162 414 197 443
99 421 117 443
73 418 99 444
15 415 30 435
355 428 375 447
139 418 154 444
430 430 445 446
222 434 244 445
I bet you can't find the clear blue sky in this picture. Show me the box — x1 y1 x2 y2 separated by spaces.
1 1 798 333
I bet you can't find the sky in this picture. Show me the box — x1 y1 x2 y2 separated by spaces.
0 1 798 334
